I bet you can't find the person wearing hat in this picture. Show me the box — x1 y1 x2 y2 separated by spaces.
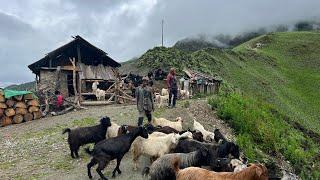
135 76 154 126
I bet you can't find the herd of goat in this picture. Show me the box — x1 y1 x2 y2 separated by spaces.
62 116 268 180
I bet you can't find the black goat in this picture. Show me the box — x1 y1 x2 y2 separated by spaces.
173 139 240 171
143 147 210 180
85 126 149 180
214 129 228 143
62 116 111 158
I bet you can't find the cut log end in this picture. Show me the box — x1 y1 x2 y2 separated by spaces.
15 102 27 109
28 106 39 113
13 114 24 124
33 111 42 120
1 116 12 127
6 99 16 108
27 99 40 107
0 102 7 109
15 108 28 115
5 108 15 117
24 113 33 122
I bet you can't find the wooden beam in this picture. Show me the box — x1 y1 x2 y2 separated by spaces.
81 101 114 106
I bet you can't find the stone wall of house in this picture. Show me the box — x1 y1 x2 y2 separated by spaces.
38 70 69 97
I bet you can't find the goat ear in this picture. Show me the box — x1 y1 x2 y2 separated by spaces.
255 166 263 177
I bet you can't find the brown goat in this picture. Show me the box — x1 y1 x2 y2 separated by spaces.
173 157 268 180
118 125 137 136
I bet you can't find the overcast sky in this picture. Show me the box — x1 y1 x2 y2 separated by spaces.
0 0 319 87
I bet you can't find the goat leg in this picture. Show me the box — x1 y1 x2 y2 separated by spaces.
112 157 123 177
70 149 75 159
75 147 80 158
96 160 109 180
87 158 97 179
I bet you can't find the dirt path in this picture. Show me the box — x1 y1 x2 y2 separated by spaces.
0 99 287 180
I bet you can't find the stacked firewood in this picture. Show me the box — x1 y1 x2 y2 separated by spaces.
0 92 42 127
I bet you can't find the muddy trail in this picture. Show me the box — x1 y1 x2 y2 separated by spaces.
0 99 292 179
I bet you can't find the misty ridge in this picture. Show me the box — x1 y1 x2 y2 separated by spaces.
174 20 320 52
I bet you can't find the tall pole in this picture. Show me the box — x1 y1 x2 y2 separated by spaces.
161 19 164 47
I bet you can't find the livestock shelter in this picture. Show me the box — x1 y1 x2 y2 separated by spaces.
182 69 222 95
28 35 121 102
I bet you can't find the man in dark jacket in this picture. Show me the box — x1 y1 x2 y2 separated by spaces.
166 68 178 108
136 77 154 126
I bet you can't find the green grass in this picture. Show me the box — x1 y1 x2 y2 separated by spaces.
208 89 319 179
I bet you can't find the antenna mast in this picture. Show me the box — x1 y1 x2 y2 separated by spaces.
161 19 164 47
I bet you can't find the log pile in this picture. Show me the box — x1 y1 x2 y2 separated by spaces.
0 92 42 127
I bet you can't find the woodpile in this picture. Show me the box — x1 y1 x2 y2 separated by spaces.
0 93 42 127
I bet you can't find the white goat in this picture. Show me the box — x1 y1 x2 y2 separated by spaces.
149 131 193 139
179 89 190 99
152 117 183 131
161 88 169 96
106 122 120 138
132 132 192 170
193 119 215 142
230 159 247 172
158 95 169 108
92 81 105 101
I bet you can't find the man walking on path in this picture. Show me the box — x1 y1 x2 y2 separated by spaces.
167 68 178 108
136 77 154 126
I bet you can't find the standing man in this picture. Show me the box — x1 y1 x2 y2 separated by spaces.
136 77 154 126
167 68 178 108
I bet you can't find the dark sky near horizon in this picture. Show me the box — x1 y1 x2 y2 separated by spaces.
0 0 319 87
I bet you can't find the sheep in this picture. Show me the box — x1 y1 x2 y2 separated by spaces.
143 147 210 180
179 130 204 142
179 89 190 99
95 89 106 101
92 81 106 101
152 117 183 131
106 122 121 138
132 132 190 170
173 158 268 180
161 88 169 96
231 159 247 172
173 139 240 170
155 93 161 104
146 124 204 142
193 119 215 142
158 94 169 108
85 126 149 179
62 116 111 158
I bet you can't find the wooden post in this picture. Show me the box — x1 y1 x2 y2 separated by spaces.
69 57 79 105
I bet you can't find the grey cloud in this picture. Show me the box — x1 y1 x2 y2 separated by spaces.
0 0 319 87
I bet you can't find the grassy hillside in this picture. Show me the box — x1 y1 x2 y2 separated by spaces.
120 31 320 178
232 31 320 134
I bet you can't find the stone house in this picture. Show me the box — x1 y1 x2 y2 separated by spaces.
28 35 121 98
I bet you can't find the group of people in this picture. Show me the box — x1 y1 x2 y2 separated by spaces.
135 67 178 126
